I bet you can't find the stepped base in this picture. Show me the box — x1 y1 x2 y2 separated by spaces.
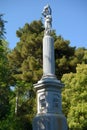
33 113 68 130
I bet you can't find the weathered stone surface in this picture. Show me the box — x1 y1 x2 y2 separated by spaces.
33 114 67 130
43 35 55 76
34 77 63 114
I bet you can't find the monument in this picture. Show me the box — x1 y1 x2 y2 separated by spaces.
33 4 68 130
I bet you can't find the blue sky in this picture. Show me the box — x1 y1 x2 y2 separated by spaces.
0 0 87 49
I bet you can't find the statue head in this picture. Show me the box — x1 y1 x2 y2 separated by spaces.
42 4 52 17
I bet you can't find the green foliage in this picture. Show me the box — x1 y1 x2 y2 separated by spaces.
0 16 12 129
8 20 43 84
0 14 7 39
7 20 87 129
62 64 87 130
0 39 11 120
7 20 44 129
55 36 76 79
55 38 87 79
0 19 87 129
75 48 87 64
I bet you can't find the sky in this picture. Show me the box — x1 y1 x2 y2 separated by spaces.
0 0 87 49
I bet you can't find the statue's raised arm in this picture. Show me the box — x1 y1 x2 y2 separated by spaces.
42 4 52 17
42 4 52 35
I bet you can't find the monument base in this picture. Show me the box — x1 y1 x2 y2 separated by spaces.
33 113 68 130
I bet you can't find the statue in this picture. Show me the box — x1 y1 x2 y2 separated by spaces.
42 4 52 35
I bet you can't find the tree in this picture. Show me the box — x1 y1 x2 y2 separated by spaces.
55 36 77 79
0 15 12 130
8 21 79 82
75 47 87 64
0 40 11 120
7 20 87 129
0 40 11 130
8 21 44 83
0 14 6 39
62 64 87 130
55 38 87 79
7 20 44 129
0 14 10 120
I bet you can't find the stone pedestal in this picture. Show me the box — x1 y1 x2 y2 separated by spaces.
33 76 68 130
33 114 67 130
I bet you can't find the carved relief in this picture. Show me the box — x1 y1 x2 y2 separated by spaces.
53 95 59 109
53 94 60 110
37 117 50 130
39 94 46 112
38 119 46 130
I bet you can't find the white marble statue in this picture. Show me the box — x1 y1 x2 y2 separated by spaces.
42 4 52 35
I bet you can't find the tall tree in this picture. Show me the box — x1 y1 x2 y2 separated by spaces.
8 21 78 82
8 21 44 83
7 20 44 129
0 15 11 130
62 64 87 130
54 36 76 79
0 14 6 39
0 40 10 120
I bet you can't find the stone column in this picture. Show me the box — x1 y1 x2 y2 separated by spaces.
43 35 55 76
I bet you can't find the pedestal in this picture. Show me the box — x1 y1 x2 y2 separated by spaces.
32 76 68 130
33 114 67 130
